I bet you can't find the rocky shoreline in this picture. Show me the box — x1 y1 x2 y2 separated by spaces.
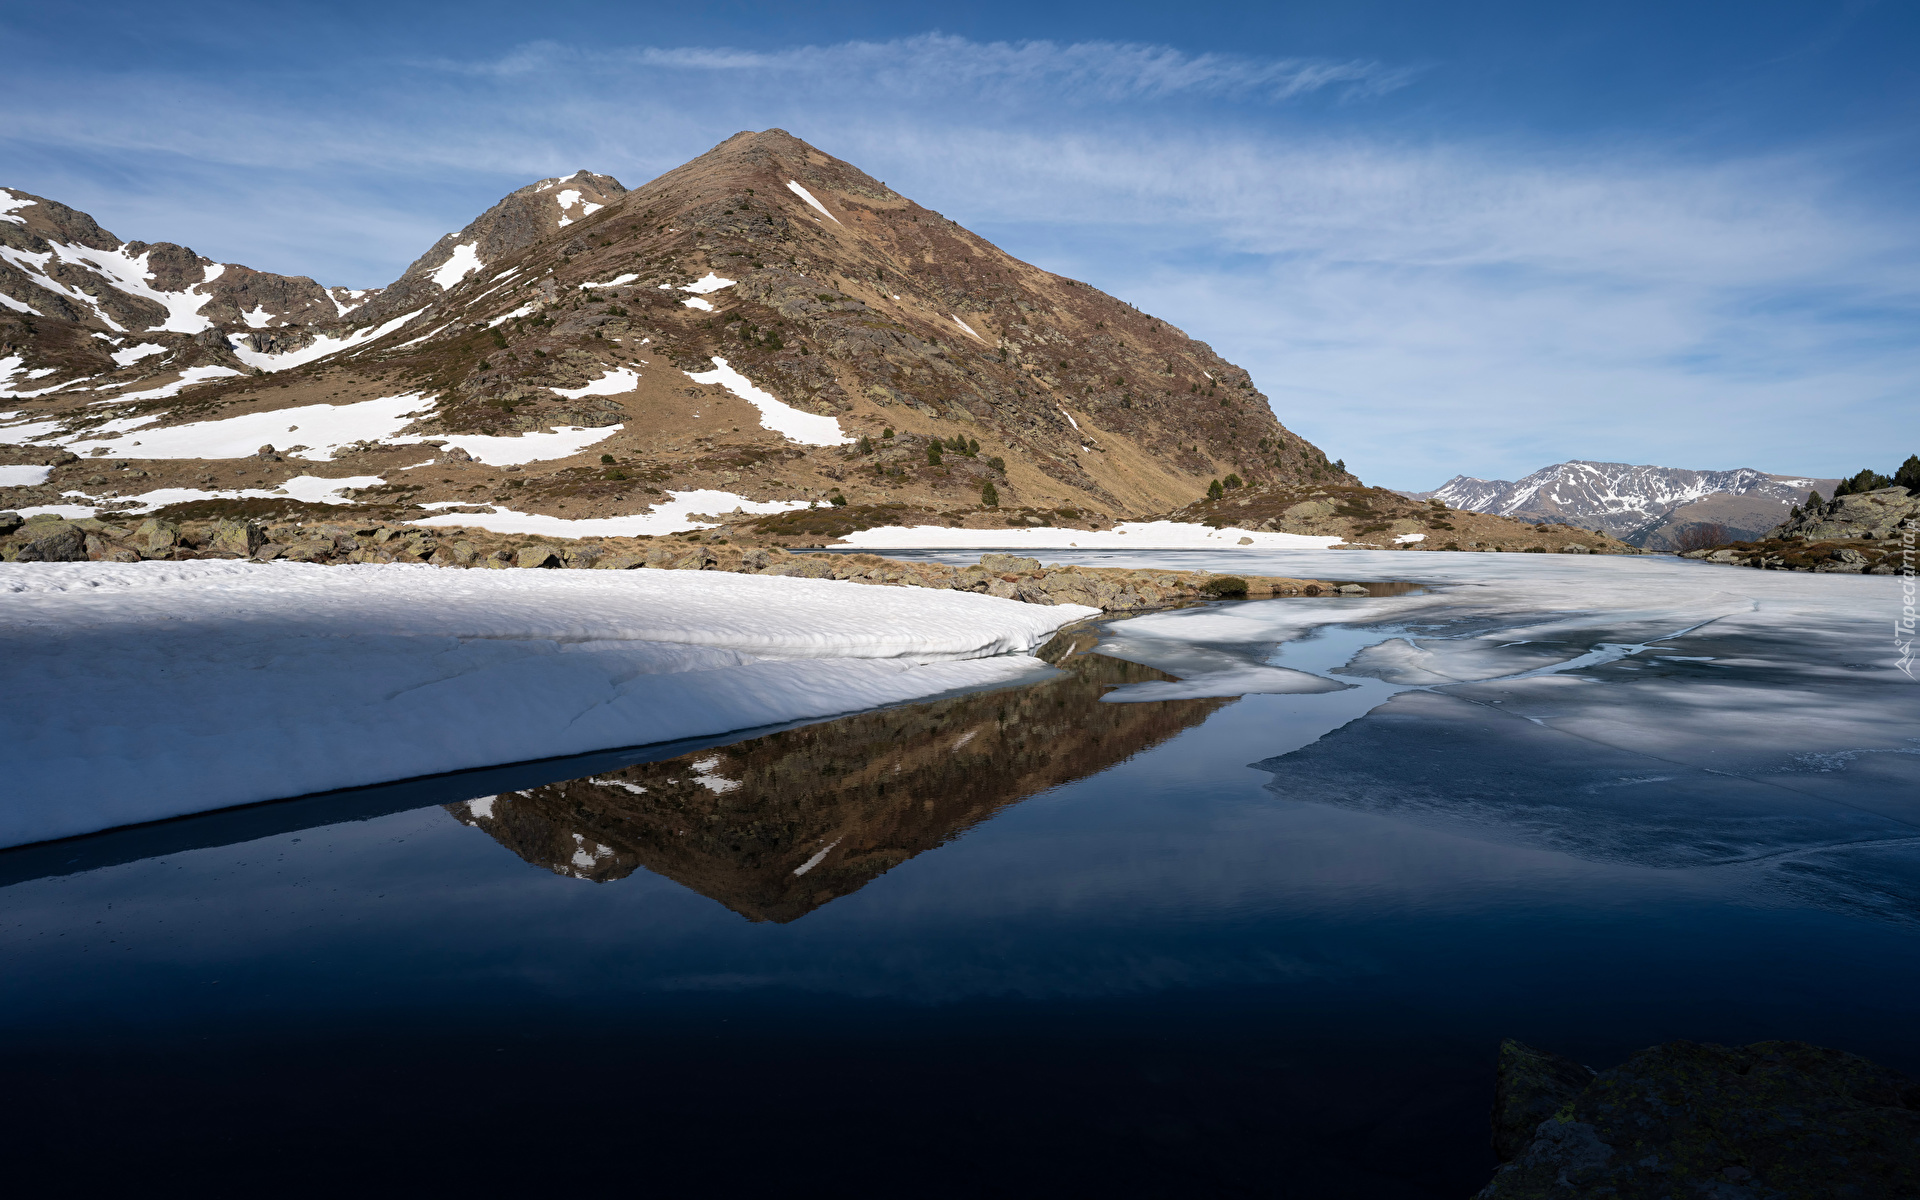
0 511 1353 611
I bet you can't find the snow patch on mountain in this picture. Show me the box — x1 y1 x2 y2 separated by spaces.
430 242 483 290
685 356 851 446
786 180 841 224
228 309 426 371
550 367 639 399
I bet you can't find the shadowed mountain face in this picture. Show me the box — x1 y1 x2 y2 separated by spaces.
448 641 1229 922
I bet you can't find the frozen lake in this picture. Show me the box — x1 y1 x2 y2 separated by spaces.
2 551 1915 1195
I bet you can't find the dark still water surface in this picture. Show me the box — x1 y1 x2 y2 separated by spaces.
4 550 1918 1198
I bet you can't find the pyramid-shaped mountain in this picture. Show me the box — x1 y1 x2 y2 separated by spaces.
2 130 1359 526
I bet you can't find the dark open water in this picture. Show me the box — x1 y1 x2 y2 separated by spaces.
3 552 1917 1197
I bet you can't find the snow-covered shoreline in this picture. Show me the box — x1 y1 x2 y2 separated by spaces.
0 562 1095 848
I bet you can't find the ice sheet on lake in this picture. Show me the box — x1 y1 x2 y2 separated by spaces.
0 563 1094 847
1067 550 1920 920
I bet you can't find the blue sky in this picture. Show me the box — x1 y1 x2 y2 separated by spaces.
4 0 1915 487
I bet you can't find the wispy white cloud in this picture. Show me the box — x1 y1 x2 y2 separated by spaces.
426 33 1420 104
1 32 1912 484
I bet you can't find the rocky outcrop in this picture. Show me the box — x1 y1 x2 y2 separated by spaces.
1766 485 1918 542
1479 1039 1920 1198
1675 488 1915 573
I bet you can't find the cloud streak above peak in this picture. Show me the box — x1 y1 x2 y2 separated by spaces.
424 33 1421 106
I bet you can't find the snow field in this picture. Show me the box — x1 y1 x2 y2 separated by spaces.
836 521 1345 550
227 309 425 372
60 393 434 460
0 562 1094 846
410 488 809 537
686 357 852 446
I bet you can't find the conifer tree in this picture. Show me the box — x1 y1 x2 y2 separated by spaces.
1207 479 1224 500
1895 454 1920 492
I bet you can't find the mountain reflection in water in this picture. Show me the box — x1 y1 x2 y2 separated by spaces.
448 637 1229 921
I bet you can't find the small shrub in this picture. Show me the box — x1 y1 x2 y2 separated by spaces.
987 456 1006 473
600 454 615 464
1223 473 1243 489
927 443 943 466
1201 576 1248 598
981 480 999 507
829 492 847 507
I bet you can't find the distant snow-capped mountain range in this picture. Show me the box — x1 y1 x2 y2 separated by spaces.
1400 460 1842 549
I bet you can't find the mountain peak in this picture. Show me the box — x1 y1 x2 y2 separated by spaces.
4 135 1355 533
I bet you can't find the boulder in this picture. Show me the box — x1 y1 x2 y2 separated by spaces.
1559 544 1592 554
0 511 20 537
207 519 266 556
671 548 718 570
979 553 1041 574
515 545 562 569
593 550 648 570
134 519 181 554
10 519 87 562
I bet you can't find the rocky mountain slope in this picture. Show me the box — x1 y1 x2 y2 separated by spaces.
3 131 1357 533
1163 480 1637 553
1404 461 1839 549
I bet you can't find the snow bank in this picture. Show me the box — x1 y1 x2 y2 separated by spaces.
835 521 1346 550
681 272 736 295
682 296 715 312
787 181 841 223
0 562 1094 846
549 368 638 399
428 423 622 465
107 364 241 401
411 488 807 537
109 342 169 367
0 465 52 486
580 273 639 289
227 309 425 372
686 357 851 446
430 242 483 290
62 394 433 460
488 302 537 327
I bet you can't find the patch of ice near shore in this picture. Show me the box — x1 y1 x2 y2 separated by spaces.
0 563 1093 847
411 488 808 537
835 521 1345 550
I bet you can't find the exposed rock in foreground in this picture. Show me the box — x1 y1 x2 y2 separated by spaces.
1479 1038 1920 1198
0 511 1348 610
1679 486 1915 573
